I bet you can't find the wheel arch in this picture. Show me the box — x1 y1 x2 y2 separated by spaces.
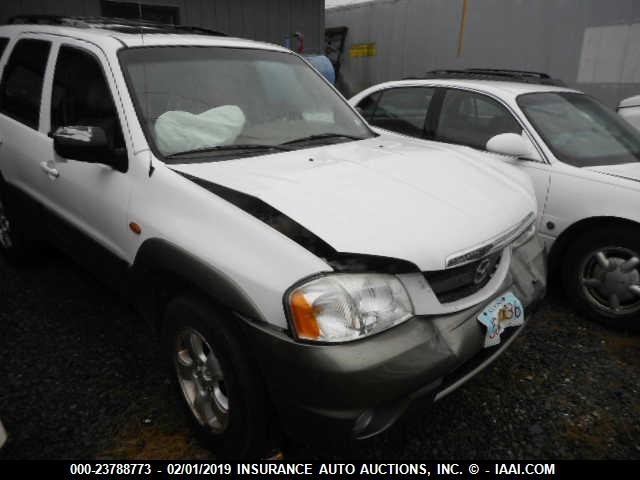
130 238 266 333
548 215 640 276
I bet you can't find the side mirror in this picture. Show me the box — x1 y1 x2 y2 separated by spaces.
52 126 110 164
617 95 640 132
617 94 640 111
486 133 531 158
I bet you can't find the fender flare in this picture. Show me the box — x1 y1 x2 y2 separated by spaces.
131 237 265 323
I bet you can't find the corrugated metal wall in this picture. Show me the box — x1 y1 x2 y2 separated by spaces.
0 0 325 53
327 0 640 107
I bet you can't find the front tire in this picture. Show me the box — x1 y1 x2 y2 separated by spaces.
162 294 271 458
562 226 640 331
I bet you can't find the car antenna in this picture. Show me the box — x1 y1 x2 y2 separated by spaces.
137 1 155 177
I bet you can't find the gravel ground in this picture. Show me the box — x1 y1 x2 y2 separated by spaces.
0 253 638 460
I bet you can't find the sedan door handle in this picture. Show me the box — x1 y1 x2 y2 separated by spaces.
40 161 60 179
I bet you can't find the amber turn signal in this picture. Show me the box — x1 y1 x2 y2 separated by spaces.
129 222 142 235
290 290 320 340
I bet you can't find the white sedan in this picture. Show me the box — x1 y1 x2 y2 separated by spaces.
351 71 640 330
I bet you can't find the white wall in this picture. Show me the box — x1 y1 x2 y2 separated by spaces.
0 0 326 53
327 0 640 106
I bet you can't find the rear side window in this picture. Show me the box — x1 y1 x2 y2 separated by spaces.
0 38 9 58
367 87 434 137
0 39 51 129
435 89 521 149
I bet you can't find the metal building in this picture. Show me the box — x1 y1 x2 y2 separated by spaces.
0 0 326 53
327 0 640 107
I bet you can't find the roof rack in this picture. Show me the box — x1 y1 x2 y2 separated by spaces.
8 15 226 36
466 68 551 78
404 68 565 86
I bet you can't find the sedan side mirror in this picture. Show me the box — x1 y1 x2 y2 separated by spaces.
486 133 532 158
52 125 112 164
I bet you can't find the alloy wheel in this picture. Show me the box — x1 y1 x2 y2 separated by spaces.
174 328 229 433
580 246 640 317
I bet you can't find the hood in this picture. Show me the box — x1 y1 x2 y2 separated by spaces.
171 136 536 270
372 127 537 201
586 163 640 184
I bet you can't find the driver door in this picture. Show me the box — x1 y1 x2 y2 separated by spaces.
41 40 134 278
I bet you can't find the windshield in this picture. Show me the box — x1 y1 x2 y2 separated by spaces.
517 92 640 167
119 46 372 161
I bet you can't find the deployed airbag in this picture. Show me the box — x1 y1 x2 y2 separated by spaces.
154 105 246 155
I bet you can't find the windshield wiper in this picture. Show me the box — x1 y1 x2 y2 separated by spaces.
166 143 291 158
281 133 366 146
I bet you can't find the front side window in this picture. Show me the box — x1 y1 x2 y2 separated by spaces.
518 92 640 167
0 39 51 129
119 46 372 161
435 89 521 149
356 91 381 121
51 46 125 153
365 87 434 137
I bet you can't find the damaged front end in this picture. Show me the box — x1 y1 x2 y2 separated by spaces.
239 232 546 441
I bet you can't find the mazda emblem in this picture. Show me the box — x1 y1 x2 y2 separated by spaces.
474 258 492 284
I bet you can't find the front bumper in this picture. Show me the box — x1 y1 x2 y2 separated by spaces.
240 236 546 441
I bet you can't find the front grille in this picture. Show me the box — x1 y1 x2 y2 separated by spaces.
424 251 502 303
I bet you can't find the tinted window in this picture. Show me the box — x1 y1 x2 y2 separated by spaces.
356 91 381 121
518 92 640 167
0 38 9 58
0 39 51 129
51 46 125 152
435 89 521 149
368 87 434 137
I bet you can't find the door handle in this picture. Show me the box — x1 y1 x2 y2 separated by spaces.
40 161 60 179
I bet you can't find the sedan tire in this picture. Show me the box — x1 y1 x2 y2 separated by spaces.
563 225 640 331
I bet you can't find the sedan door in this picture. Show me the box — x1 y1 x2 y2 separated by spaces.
432 88 553 224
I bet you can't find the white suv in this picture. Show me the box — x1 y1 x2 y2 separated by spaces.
0 20 544 456
351 70 640 331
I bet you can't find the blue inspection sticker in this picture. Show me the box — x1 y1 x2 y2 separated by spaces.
477 292 524 348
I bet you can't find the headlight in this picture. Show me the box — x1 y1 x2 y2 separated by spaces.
286 274 414 343
511 221 536 248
